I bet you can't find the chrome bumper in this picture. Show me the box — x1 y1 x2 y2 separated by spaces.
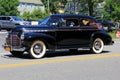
3 43 26 52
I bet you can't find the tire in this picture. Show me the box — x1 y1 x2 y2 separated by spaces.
10 51 24 57
29 40 46 59
90 38 104 54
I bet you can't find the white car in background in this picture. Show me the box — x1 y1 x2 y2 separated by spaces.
0 16 30 31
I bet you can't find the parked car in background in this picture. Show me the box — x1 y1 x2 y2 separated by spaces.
98 20 115 27
98 20 115 32
29 19 43 25
38 20 43 25
0 16 30 31
3 14 114 59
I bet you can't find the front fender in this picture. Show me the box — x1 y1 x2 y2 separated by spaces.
24 32 56 49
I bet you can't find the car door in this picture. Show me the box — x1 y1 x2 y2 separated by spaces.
1 17 8 28
79 18 99 45
1 17 13 29
7 17 16 28
56 17 83 48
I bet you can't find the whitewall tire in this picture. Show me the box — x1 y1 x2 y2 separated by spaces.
29 40 46 59
91 38 104 54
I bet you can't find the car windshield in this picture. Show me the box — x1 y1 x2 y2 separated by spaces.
40 16 50 25
11 16 24 21
40 16 59 26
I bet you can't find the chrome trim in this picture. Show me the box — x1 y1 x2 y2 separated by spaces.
12 47 26 51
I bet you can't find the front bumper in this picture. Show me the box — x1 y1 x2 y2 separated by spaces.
3 43 26 52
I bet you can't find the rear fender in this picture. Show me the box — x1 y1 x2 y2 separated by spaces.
90 31 112 46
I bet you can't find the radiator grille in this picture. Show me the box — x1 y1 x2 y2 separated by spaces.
11 34 20 46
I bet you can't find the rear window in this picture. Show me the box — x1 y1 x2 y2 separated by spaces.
80 18 97 27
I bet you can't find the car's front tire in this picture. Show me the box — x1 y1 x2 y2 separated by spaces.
90 38 104 54
29 40 46 59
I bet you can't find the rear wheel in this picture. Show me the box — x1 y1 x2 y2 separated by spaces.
90 38 104 54
29 40 46 59
10 51 24 57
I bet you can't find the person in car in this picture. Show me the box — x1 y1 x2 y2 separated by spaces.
82 19 89 26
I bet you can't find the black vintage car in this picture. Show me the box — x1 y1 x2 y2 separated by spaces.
3 14 114 59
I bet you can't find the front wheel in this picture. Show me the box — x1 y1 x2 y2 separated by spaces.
90 38 104 54
29 40 46 59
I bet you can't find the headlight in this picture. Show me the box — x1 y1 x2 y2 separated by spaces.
20 32 25 40
5 32 10 38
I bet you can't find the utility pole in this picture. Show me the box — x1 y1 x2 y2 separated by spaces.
68 0 72 14
48 0 50 12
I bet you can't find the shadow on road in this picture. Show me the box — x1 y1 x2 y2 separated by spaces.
4 50 110 59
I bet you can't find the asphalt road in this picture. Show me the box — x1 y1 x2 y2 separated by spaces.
0 31 120 80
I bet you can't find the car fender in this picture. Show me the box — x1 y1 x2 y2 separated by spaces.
24 32 56 49
90 31 112 46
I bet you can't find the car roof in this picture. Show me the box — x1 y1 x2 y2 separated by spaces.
50 14 98 22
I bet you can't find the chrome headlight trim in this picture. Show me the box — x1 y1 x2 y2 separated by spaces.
20 32 25 40
5 32 10 38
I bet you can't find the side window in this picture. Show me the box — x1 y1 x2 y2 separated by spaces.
89 20 97 27
1 17 6 20
65 18 79 28
47 17 59 26
80 18 97 27
6 17 11 20
80 19 89 26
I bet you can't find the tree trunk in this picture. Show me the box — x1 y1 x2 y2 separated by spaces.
88 0 94 16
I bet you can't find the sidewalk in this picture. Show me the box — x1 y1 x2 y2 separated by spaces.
113 38 120 41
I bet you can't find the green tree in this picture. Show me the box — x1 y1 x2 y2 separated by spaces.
20 11 31 20
103 0 120 20
0 0 19 16
21 9 50 20
41 0 67 14
77 0 104 16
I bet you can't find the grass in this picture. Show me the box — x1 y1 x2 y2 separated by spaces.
108 32 116 39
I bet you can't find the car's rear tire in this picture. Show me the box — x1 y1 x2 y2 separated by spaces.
10 51 24 57
29 40 46 59
90 38 104 54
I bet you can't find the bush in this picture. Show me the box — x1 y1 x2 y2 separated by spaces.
20 8 50 20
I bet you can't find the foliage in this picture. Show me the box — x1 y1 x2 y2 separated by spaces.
41 0 67 14
108 32 116 39
0 0 19 16
0 0 120 21
20 9 50 20
103 0 120 20
77 0 104 16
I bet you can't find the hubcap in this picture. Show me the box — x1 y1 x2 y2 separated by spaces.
94 41 101 50
33 44 42 55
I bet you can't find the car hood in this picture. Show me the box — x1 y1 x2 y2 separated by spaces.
11 25 54 32
14 21 30 25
